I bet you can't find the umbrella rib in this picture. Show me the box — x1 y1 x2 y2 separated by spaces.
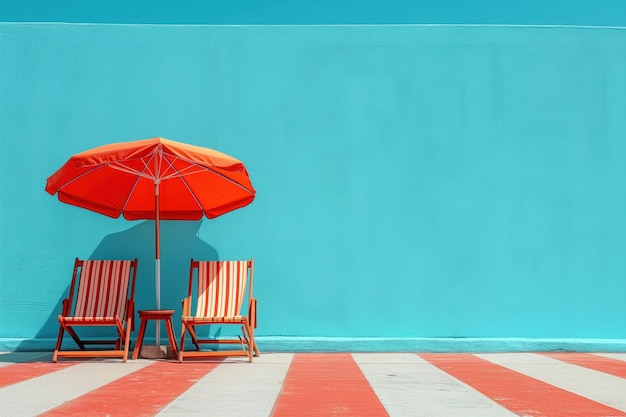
96 151 253 216
108 151 252 195
159 151 254 194
176 169 205 211
162 151 255 194
160 154 205 211
197 164 255 194
160 166 207 181
120 172 143 215
111 155 158 215
110 154 205 214
159 154 204 180
53 165 104 190
109 161 156 180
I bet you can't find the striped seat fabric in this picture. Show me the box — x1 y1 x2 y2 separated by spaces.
74 260 133 320
194 260 248 319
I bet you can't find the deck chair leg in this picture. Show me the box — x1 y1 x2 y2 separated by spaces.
122 317 132 362
250 329 260 357
53 323 65 363
187 324 201 351
179 323 187 363
250 335 261 358
243 321 254 363
116 317 128 356
243 321 260 357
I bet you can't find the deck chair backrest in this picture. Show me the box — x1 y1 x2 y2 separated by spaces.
73 260 134 319
194 260 250 318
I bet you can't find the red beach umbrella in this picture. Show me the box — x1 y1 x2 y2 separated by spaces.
46 137 256 313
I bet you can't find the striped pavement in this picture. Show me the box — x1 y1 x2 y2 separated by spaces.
1 351 625 416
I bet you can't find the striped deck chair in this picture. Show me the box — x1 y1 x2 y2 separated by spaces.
180 259 259 363
53 258 138 362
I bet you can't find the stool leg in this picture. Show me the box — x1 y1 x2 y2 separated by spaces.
165 319 178 360
132 319 148 360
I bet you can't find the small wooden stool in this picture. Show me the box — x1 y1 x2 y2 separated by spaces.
132 309 178 360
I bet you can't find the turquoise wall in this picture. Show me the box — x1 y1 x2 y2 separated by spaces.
1 23 625 348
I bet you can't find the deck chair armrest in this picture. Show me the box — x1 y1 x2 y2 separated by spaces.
182 297 191 316
61 298 71 316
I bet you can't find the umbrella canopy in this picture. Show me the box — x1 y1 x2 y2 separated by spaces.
46 137 255 221
46 137 256 312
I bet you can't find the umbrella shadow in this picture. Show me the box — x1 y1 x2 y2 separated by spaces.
90 219 219 317
34 220 220 347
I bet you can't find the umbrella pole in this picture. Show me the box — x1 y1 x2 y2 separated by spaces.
155 179 161 348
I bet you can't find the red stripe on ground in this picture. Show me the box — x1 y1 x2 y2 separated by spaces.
420 353 626 417
0 362 77 388
271 353 389 417
39 361 220 417
542 352 626 379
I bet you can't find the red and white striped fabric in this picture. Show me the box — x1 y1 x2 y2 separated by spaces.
73 260 132 320
194 260 248 319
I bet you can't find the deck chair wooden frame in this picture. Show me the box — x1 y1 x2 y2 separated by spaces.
53 258 138 362
180 259 259 363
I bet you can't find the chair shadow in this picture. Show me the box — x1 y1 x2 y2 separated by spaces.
32 219 220 349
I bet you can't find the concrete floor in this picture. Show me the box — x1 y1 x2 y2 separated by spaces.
1 351 625 417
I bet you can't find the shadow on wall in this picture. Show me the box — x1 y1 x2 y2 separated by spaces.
34 220 219 343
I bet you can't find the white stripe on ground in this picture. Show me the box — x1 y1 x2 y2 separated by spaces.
156 353 294 417
353 353 516 417
477 353 626 413
0 352 52 367
597 353 626 362
0 360 152 417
